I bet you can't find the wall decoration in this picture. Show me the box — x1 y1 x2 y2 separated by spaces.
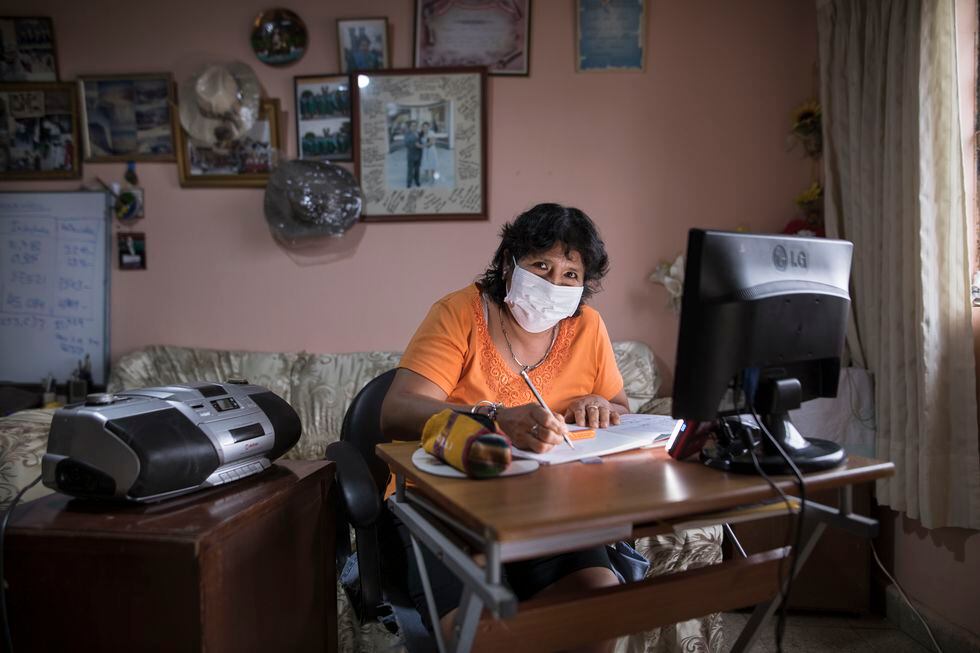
0 82 79 179
295 74 352 162
118 231 146 270
337 17 389 73
78 73 175 162
176 98 281 188
355 68 486 221
0 17 58 82
576 0 646 72
178 62 261 146
251 9 307 67
414 0 530 76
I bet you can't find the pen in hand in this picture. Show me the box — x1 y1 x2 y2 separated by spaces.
518 367 575 450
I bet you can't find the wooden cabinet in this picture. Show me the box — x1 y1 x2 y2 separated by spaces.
7 460 336 653
728 483 873 614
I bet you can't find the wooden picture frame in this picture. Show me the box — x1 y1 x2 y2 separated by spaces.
354 67 487 221
78 73 176 162
414 0 530 76
294 74 352 162
175 98 282 188
337 17 390 73
576 0 646 72
0 82 80 180
0 17 59 82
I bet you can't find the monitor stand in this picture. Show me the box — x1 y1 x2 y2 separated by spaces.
701 378 847 475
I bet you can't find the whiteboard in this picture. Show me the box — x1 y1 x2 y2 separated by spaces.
0 191 111 385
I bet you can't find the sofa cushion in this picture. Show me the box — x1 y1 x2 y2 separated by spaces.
109 345 298 402
287 351 403 461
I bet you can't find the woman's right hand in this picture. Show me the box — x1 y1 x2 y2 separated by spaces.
495 404 568 453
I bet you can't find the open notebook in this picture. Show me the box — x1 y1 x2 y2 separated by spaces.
511 414 678 465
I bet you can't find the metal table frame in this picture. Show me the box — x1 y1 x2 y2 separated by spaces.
389 475 879 653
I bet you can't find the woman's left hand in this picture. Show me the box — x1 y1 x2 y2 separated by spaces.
564 395 621 429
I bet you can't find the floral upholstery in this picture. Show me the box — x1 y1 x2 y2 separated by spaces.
0 341 722 653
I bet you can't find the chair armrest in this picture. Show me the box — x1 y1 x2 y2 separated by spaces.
325 441 383 528
325 440 384 620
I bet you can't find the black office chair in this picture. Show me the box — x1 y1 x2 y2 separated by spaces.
325 369 435 652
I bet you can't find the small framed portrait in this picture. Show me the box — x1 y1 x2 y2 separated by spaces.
251 8 308 67
294 74 352 162
78 73 176 162
337 18 389 73
354 68 486 221
414 0 530 76
0 82 80 180
175 98 282 188
117 232 146 270
576 0 647 72
0 17 59 82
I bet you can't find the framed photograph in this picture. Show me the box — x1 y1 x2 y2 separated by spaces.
414 0 530 76
0 82 80 179
337 18 389 73
576 0 646 72
117 232 146 270
354 68 486 221
294 74 352 162
0 17 58 82
175 98 282 188
79 73 176 162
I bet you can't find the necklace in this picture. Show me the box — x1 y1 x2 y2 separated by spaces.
498 305 558 372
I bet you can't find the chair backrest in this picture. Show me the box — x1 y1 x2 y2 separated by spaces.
339 368 398 494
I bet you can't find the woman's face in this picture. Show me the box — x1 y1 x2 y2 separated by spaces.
421 123 430 133
512 242 585 288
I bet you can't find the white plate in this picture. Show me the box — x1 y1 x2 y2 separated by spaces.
411 448 539 478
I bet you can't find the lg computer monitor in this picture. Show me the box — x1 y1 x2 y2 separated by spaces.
671 229 853 473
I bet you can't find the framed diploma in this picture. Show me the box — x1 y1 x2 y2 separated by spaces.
576 0 646 72
414 0 531 76
354 68 487 221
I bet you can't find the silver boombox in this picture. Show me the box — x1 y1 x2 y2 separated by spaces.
42 382 301 502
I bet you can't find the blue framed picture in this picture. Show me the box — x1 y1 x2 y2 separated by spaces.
576 0 646 72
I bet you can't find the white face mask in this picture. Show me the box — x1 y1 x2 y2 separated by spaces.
504 257 584 333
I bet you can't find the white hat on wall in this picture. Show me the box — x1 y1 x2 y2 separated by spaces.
179 62 261 145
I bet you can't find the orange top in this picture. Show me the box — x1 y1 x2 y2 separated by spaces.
399 284 624 412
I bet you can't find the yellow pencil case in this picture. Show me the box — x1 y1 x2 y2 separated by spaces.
422 409 512 478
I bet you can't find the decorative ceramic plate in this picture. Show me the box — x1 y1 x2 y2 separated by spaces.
251 9 308 66
411 447 539 478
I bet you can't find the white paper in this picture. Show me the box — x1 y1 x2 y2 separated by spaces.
512 414 679 465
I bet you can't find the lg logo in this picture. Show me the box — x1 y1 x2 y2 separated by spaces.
773 245 808 271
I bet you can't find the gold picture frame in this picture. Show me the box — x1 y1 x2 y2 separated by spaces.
78 72 176 162
175 98 282 188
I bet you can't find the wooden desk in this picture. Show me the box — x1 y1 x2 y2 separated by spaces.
377 443 894 652
6 460 336 653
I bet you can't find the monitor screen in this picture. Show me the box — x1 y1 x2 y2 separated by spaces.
671 229 853 472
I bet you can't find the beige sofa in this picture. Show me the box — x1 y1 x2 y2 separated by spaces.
0 342 722 653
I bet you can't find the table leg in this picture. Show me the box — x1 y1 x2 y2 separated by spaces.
729 510 827 652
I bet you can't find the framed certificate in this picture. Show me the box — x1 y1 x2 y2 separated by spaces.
414 0 531 76
576 0 646 72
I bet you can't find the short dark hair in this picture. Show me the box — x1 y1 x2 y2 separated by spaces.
478 203 609 314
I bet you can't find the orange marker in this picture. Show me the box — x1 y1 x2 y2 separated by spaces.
568 429 596 441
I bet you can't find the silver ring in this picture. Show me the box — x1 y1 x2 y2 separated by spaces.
530 423 540 436
587 404 600 410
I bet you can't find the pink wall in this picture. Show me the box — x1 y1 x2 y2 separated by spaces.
0 0 818 385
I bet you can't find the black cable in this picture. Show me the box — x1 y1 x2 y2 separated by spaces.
0 474 42 653
747 404 807 653
720 418 795 623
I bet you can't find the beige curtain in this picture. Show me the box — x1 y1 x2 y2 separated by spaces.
818 0 980 529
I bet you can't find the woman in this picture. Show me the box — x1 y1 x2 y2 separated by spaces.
381 203 629 650
419 121 438 185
